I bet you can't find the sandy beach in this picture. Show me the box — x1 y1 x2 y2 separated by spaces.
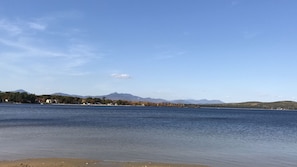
0 158 208 167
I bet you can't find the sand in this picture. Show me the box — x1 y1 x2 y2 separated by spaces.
0 158 208 167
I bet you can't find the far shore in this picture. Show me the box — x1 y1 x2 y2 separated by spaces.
0 158 208 167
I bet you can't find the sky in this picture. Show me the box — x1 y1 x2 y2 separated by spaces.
0 0 297 103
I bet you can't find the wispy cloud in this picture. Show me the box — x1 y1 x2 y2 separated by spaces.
154 50 187 60
111 73 131 79
243 31 259 39
231 0 242 6
0 14 98 78
0 18 47 35
28 22 47 31
0 19 23 35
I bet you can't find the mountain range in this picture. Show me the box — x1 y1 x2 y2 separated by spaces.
53 92 223 104
8 89 224 104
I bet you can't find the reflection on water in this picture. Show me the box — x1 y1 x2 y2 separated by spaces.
0 104 297 167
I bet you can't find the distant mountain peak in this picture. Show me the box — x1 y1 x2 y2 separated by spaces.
101 92 223 104
49 91 223 104
52 92 84 98
103 92 143 101
53 92 72 96
14 89 28 93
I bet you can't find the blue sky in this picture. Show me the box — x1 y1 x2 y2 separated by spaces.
0 0 297 102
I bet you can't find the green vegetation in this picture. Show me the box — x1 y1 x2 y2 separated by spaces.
201 101 297 110
2 91 296 110
0 92 36 103
0 91 199 108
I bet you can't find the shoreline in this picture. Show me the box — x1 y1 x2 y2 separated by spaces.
0 158 209 167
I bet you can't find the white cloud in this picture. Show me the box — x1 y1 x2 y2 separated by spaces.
111 73 131 79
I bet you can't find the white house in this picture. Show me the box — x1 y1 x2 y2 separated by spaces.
45 99 52 104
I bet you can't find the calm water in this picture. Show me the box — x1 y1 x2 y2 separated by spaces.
0 104 297 167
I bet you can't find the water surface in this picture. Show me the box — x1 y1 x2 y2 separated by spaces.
0 104 297 167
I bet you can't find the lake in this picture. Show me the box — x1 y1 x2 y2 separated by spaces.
0 104 297 167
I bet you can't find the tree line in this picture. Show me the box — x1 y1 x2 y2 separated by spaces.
0 91 199 108
0 91 36 103
201 101 297 110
